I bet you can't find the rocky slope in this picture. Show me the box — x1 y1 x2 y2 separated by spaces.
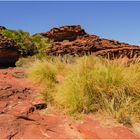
43 25 140 59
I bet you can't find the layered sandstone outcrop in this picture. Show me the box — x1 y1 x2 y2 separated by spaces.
40 25 86 42
44 25 140 59
0 34 20 66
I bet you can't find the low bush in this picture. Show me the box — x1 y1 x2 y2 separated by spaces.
31 34 51 59
0 29 36 55
0 29 50 57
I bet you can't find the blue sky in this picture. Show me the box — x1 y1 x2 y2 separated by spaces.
0 1 140 45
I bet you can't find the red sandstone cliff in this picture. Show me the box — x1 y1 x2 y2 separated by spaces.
41 25 140 59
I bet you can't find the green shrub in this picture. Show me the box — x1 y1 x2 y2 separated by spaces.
31 34 50 59
0 29 36 55
0 29 50 57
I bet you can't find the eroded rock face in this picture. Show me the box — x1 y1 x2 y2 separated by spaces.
0 26 7 30
40 25 86 42
0 34 20 66
44 25 140 59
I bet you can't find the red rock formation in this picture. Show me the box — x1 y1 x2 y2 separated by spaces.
44 25 140 59
0 34 20 66
40 25 86 41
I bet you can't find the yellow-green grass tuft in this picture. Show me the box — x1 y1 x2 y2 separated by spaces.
27 56 140 125
55 56 140 123
27 60 56 89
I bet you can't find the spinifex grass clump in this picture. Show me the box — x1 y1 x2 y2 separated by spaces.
27 60 56 89
27 60 58 103
27 56 140 124
55 56 140 123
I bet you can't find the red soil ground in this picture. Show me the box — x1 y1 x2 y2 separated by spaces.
0 67 139 139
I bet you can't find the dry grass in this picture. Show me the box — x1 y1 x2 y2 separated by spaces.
27 56 140 125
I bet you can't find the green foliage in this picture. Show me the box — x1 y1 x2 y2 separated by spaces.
31 34 50 59
0 29 50 57
0 29 36 55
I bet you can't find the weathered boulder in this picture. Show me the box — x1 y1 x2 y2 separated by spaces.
0 34 20 66
0 26 6 30
45 25 140 59
40 25 86 42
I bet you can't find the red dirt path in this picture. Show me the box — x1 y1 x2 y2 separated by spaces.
0 67 139 139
